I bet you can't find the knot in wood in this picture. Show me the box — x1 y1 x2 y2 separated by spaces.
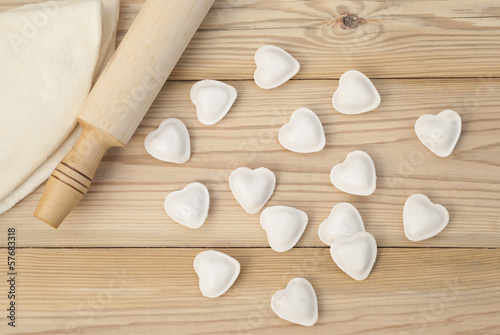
341 14 364 30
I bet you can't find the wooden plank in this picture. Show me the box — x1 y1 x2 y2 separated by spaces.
0 1 498 335
1 248 498 335
1 0 500 79
122 0 500 79
2 78 500 248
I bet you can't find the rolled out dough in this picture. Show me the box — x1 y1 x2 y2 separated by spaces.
0 0 120 215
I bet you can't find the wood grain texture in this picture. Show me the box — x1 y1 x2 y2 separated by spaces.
113 0 500 80
1 248 499 335
0 1 499 334
3 79 500 247
111 0 500 79
2 0 500 79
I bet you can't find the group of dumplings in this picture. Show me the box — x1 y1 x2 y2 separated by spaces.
144 45 463 327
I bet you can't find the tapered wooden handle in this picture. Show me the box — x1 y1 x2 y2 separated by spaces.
35 0 214 228
35 121 122 228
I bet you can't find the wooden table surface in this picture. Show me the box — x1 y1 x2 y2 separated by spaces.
1 0 500 334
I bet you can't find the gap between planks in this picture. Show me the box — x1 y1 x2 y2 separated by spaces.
166 77 500 81
0 246 498 250
1 247 498 335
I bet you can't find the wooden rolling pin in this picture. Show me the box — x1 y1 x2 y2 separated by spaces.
34 0 214 228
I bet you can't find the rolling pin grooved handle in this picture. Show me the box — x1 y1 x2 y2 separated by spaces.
34 122 121 228
34 0 214 228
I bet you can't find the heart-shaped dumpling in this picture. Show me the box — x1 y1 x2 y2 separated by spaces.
330 231 377 281
403 194 449 242
254 45 300 89
164 182 210 229
415 109 462 157
330 150 377 196
229 167 276 214
260 206 308 252
318 202 366 246
193 250 240 298
190 80 237 125
278 108 326 153
144 118 190 164
271 277 318 327
332 70 381 114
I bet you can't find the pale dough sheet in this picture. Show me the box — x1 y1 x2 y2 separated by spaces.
0 0 120 214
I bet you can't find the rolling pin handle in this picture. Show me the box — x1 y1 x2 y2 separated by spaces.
34 121 122 228
34 0 214 228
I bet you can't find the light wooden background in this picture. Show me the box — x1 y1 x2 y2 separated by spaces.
1 0 500 334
